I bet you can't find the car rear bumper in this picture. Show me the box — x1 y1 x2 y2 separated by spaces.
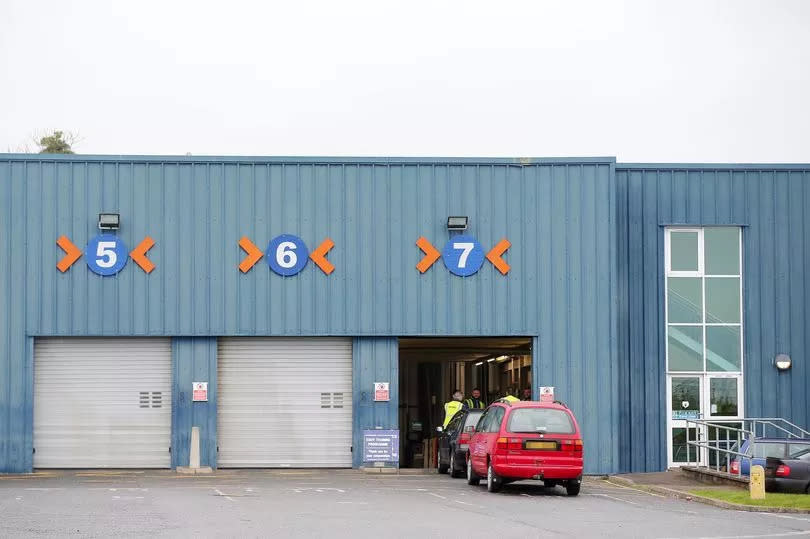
492 461 583 480
765 477 809 493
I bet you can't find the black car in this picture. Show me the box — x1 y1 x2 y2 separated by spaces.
437 408 484 478
765 448 810 493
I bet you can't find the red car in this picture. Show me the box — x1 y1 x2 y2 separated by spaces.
466 400 584 495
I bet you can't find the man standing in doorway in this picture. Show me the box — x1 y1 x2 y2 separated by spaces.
443 390 465 427
464 388 486 410
522 386 532 401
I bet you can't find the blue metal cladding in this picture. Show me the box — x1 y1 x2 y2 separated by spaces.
171 337 217 469
617 165 810 473
0 154 619 473
352 337 399 468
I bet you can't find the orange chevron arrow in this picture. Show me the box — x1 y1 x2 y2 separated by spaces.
130 236 156 274
238 236 263 273
486 238 511 275
56 235 82 272
309 238 335 275
416 236 441 273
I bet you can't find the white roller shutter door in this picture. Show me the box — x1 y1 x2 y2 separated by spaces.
34 338 172 468
218 338 352 468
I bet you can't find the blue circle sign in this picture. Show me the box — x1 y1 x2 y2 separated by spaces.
267 234 309 276
85 234 128 276
442 235 484 277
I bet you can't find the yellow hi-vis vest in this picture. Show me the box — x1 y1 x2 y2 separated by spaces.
502 395 520 403
464 398 485 409
443 400 464 427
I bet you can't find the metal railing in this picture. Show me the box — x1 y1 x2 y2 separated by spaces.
682 417 810 476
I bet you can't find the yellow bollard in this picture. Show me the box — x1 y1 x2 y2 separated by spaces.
750 465 766 500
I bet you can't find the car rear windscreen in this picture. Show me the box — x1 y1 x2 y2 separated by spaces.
752 442 785 459
464 411 483 429
507 408 575 434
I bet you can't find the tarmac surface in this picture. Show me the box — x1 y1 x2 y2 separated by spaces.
1 469 809 538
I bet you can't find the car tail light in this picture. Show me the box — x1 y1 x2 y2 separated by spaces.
458 432 471 444
730 460 740 475
776 464 791 477
562 439 583 453
496 437 524 450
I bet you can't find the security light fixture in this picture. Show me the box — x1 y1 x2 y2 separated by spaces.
495 355 509 362
447 216 468 231
774 353 792 371
98 213 120 230
474 361 484 366
487 358 496 363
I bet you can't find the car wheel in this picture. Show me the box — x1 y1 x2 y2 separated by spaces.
487 461 502 493
466 454 480 486
437 452 449 475
449 451 462 478
566 480 581 497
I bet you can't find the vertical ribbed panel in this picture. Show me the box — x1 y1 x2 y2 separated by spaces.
0 155 618 473
171 337 217 469
352 337 399 467
617 166 810 473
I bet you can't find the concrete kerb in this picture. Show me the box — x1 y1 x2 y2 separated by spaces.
606 475 810 514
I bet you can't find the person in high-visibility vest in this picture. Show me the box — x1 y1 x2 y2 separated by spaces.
464 388 486 410
443 390 465 427
500 389 520 403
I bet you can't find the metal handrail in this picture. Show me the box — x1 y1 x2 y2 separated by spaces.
682 417 810 475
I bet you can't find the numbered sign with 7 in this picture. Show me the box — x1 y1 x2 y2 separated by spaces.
85 234 128 276
267 234 309 276
441 235 484 277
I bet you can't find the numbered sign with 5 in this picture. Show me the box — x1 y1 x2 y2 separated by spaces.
57 234 156 275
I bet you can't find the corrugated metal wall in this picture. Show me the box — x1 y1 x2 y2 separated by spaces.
0 154 619 473
617 165 810 472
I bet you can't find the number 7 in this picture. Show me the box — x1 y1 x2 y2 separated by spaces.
453 242 474 268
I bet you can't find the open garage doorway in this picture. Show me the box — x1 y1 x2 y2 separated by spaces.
398 337 533 469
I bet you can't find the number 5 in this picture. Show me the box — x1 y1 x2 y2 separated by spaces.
453 242 474 268
96 241 118 268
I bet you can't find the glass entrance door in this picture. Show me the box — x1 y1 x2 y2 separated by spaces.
668 376 703 466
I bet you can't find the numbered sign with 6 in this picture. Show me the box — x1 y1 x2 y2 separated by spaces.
85 234 128 276
267 234 309 276
441 235 484 277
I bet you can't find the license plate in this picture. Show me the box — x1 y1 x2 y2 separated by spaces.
525 441 556 450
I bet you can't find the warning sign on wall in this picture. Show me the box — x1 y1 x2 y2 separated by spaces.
192 382 208 402
539 386 554 403
374 382 390 402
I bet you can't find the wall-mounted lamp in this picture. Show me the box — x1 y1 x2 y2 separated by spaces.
98 213 120 230
474 361 484 367
774 353 792 371
447 216 468 231
486 357 496 363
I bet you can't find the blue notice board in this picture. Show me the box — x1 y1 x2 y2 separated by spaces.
363 430 400 463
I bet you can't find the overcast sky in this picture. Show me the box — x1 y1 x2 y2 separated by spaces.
1 0 808 162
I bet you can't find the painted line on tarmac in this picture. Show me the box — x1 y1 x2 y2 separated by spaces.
602 479 667 497
427 492 447 499
660 531 810 539
585 493 640 506
213 488 235 502
759 514 810 523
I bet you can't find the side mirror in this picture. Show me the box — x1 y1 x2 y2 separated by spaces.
436 426 443 433
466 426 475 433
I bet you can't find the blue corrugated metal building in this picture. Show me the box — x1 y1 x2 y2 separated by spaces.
0 154 807 475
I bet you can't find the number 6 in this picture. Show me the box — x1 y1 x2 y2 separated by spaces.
276 241 297 269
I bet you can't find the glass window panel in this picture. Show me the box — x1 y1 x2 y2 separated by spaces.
671 377 701 419
705 278 741 323
706 326 741 372
705 228 740 275
668 326 703 371
672 428 699 463
670 231 699 272
709 378 738 416
668 278 702 323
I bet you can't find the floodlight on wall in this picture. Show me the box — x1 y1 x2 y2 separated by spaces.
447 216 468 231
474 361 484 366
98 213 120 230
487 358 496 363
774 354 792 371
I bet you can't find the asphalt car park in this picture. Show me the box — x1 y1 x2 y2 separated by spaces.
2 470 810 538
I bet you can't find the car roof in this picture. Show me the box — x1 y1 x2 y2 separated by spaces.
495 400 570 411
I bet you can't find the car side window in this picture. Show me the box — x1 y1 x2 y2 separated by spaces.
475 410 490 432
487 407 505 433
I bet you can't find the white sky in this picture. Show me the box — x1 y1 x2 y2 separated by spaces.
1 0 808 162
